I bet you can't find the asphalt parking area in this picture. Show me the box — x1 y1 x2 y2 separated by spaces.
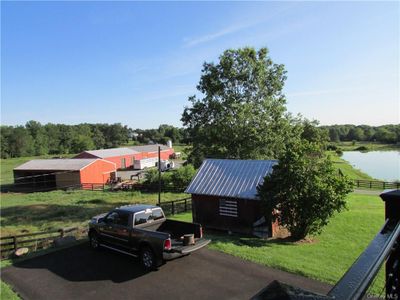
2 243 331 300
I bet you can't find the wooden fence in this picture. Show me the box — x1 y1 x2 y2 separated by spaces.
0 227 88 259
79 183 107 191
159 197 192 216
353 179 400 190
0 197 192 259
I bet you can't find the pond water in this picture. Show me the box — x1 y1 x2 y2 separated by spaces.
342 151 400 181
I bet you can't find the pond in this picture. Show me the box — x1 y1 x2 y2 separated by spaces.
342 151 400 181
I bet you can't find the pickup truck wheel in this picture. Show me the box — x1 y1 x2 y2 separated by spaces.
89 232 100 250
140 247 155 270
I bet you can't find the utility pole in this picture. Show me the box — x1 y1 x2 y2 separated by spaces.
158 146 161 206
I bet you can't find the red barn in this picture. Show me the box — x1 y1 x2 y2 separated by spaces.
130 144 174 160
74 148 139 169
13 159 116 191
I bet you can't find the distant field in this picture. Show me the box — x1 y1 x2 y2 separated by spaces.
333 141 399 151
0 190 186 236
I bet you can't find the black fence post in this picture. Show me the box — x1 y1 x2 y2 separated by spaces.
13 236 17 251
184 198 187 212
172 201 175 215
380 190 400 300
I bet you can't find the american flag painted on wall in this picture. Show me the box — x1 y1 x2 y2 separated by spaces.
219 199 238 217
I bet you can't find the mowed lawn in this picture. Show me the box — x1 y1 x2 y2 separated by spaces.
0 190 186 236
172 193 385 295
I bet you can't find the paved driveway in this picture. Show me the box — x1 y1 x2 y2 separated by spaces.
2 243 331 300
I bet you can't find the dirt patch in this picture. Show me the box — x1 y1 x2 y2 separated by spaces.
294 237 318 244
269 227 318 244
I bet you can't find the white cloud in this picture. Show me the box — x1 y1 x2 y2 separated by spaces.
183 5 297 48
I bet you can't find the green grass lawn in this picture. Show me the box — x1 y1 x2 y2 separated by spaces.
168 193 385 295
0 190 186 236
1 281 20 300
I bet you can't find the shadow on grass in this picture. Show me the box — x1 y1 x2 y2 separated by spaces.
205 230 298 248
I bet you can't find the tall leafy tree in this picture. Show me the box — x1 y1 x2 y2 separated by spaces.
26 121 49 155
7 126 34 157
182 47 292 167
258 140 353 240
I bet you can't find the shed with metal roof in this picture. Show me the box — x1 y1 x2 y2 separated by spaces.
13 159 116 191
185 159 278 236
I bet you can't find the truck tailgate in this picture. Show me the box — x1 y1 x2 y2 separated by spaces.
171 238 211 254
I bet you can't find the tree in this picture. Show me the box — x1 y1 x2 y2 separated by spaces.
7 126 34 157
170 164 196 189
26 121 49 155
91 127 106 149
257 140 353 240
181 47 293 167
328 128 340 142
71 135 95 153
0 126 12 158
347 127 365 141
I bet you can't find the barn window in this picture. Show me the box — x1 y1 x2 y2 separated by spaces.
219 199 238 217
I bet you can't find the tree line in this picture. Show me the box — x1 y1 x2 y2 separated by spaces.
0 122 190 159
0 122 131 158
321 124 400 143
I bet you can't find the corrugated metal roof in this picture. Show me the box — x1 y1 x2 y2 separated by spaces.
130 144 171 153
14 159 99 171
185 159 277 200
84 147 139 158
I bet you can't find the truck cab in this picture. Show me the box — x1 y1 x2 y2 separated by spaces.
88 205 210 269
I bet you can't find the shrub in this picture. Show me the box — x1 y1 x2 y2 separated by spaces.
355 146 368 152
258 141 353 240
327 144 338 151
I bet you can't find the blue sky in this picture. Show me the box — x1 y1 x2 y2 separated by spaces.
1 1 399 129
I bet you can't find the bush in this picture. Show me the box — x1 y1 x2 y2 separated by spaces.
327 144 338 151
355 146 368 152
143 165 197 192
170 164 196 189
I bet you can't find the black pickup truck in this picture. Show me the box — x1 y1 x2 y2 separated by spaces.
88 204 211 269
